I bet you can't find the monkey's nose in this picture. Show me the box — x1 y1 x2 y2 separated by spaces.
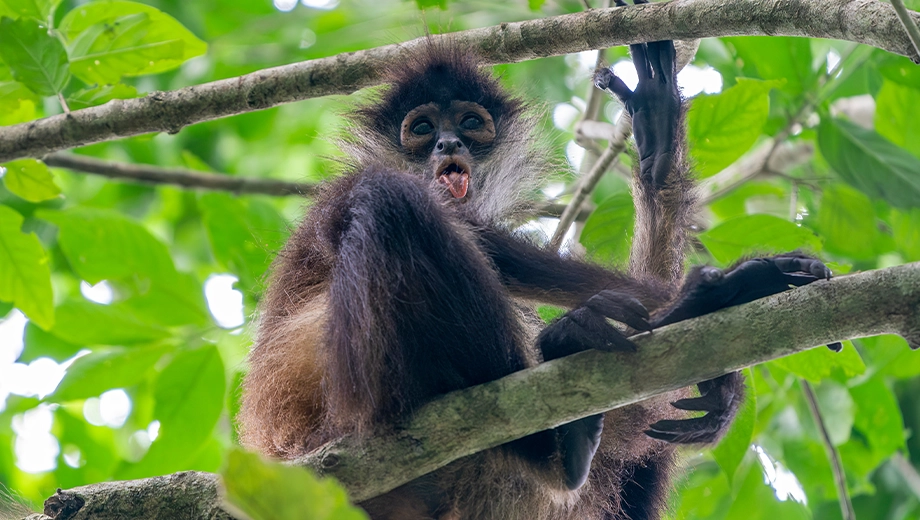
436 137 464 154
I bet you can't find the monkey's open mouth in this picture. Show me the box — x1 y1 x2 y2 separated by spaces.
436 158 471 199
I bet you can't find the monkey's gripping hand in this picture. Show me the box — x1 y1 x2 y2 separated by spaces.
594 8 680 188
534 291 652 490
645 254 837 444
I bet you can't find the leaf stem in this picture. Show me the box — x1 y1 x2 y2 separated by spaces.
801 380 856 520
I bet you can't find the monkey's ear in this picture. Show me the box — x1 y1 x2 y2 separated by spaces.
594 67 633 104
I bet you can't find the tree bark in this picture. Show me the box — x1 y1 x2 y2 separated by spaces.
20 262 920 520
0 0 918 163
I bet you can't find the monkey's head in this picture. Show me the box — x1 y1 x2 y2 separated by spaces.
345 44 553 223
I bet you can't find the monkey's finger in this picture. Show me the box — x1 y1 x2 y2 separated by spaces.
772 256 832 280
594 68 633 103
630 43 652 81
827 342 843 352
614 0 627 5
646 41 675 81
670 393 725 413
569 308 638 352
559 414 604 490
586 292 651 331
645 416 723 444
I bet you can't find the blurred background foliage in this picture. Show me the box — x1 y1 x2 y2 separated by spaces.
1 0 919 518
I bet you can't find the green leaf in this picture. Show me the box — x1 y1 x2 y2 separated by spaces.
770 341 865 383
878 54 920 89
815 183 893 260
725 457 810 520
221 448 368 520
688 78 780 177
527 0 545 10
724 37 815 98
713 368 755 483
889 207 920 262
1 159 60 202
817 117 920 208
813 380 855 446
698 214 821 264
0 0 60 22
414 0 447 9
118 345 225 479
49 344 170 401
859 335 920 379
0 204 54 328
0 61 40 115
199 193 288 291
47 299 170 346
20 321 82 362
0 17 70 96
60 1 207 84
874 80 920 158
580 192 634 266
37 207 177 285
66 83 138 110
850 376 905 458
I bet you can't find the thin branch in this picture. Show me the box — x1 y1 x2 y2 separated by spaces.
890 0 920 57
23 263 920 519
549 114 631 250
1 0 918 163
43 154 316 196
892 453 920 500
801 380 856 520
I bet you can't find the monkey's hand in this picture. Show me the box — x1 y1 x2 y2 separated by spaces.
645 254 837 445
594 3 680 188
537 290 652 362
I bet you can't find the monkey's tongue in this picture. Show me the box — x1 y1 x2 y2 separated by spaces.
439 172 469 199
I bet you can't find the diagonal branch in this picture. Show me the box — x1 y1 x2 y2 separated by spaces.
18 263 920 519
42 154 317 196
1 0 918 163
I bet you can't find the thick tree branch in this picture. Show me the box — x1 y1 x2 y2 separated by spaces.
18 263 920 519
1 0 918 163
42 154 316 196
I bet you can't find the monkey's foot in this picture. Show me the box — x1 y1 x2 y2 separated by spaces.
538 290 651 360
645 372 744 444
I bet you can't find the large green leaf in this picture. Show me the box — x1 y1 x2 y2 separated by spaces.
712 368 755 484
37 207 176 284
117 345 225 479
47 299 170 346
817 117 920 208
49 344 170 402
221 448 368 520
688 78 780 177
874 80 920 158
1 158 61 202
579 192 633 266
21 321 82 362
698 214 821 264
199 193 288 291
0 0 60 22
0 16 70 96
724 37 815 98
0 204 54 329
815 183 894 260
850 376 906 458
889 207 920 262
770 341 865 383
0 61 40 115
60 1 207 84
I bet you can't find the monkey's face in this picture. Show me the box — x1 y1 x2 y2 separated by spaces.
400 101 496 200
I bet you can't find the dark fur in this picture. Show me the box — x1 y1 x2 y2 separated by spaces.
240 40 829 519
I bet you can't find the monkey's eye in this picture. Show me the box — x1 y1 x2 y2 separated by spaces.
411 119 434 135
459 114 484 130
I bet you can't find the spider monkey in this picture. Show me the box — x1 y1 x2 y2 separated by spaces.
238 21 832 520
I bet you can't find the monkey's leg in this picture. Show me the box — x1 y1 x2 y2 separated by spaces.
325 167 530 428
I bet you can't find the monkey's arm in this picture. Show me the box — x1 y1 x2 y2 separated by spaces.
477 226 669 309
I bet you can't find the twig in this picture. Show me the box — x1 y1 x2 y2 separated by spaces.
43 154 316 196
801 381 856 520
1 0 918 162
892 453 920 500
890 0 920 57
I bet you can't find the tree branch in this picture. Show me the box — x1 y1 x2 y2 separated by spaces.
42 154 316 196
17 263 920 519
1 0 918 163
